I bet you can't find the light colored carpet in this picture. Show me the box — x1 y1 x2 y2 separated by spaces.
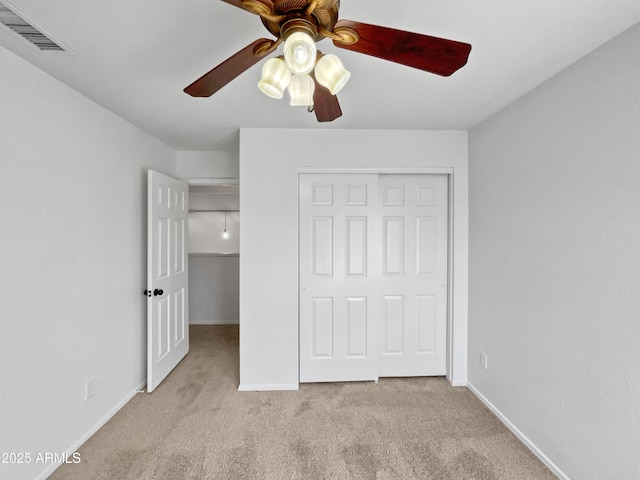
51 325 556 480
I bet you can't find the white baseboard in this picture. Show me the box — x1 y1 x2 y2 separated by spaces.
190 319 239 325
238 383 299 392
37 380 146 480
467 382 570 480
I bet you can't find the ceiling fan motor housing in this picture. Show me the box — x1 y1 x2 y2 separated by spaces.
281 18 318 42
261 0 340 41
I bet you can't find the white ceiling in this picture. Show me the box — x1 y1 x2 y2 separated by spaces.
1 0 639 151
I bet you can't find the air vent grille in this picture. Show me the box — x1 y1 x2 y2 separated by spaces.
0 3 65 51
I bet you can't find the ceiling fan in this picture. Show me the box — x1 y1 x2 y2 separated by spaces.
184 0 471 122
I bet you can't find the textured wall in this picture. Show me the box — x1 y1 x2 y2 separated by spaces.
469 23 640 480
239 129 468 390
0 46 176 480
189 256 239 324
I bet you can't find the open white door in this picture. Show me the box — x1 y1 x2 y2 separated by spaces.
147 170 189 392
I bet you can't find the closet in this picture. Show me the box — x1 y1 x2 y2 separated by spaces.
188 185 239 325
299 174 448 382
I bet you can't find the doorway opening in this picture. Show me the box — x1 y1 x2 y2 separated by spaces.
188 185 240 326
189 185 240 325
187 184 241 383
146 172 241 392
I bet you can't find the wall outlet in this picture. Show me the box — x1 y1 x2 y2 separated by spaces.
85 380 95 400
480 352 488 370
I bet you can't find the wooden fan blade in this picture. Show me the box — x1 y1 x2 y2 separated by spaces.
184 39 272 97
333 20 471 77
312 74 342 122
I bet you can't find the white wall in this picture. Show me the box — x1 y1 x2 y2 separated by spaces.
0 46 176 480
189 187 240 254
239 129 468 390
468 23 640 480
176 150 238 180
189 256 239 324
189 212 239 253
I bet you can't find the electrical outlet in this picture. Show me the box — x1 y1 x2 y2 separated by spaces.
85 380 95 400
480 352 488 370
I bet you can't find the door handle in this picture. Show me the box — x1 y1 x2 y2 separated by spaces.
153 289 164 296
143 290 151 297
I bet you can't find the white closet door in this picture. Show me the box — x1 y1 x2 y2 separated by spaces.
378 175 448 377
299 174 380 383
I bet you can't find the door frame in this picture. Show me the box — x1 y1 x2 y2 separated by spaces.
297 167 464 386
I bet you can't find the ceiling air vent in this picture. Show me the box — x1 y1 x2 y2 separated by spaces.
0 2 65 51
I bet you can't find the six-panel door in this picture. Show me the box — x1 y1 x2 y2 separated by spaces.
299 174 380 382
299 173 448 382
147 170 189 392
378 175 448 377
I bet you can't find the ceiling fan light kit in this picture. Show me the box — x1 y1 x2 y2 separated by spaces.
184 0 472 122
314 53 350 95
265 20 348 107
288 74 315 106
283 27 317 75
258 56 292 98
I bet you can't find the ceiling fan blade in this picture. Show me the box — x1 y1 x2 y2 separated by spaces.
312 75 342 122
184 39 272 97
332 20 471 77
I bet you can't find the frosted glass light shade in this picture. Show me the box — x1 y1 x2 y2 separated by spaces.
258 57 292 99
284 31 317 75
315 54 351 95
288 74 315 106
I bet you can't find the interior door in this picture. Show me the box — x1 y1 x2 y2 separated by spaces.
147 170 189 392
299 173 380 382
378 175 448 377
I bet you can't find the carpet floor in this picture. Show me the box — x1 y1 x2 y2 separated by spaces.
50 325 556 480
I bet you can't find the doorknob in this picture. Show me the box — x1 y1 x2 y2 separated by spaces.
153 289 164 296
143 290 152 297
